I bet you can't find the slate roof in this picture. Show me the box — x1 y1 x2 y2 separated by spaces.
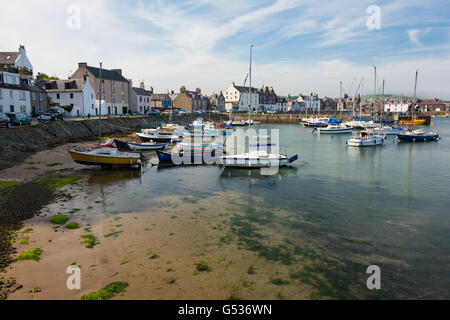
133 87 152 96
234 85 259 94
0 52 19 65
44 79 86 92
86 66 128 82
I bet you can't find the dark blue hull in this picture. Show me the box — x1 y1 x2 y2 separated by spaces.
157 150 222 165
397 134 439 142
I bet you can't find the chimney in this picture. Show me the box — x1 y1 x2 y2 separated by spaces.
19 45 26 54
112 69 122 76
140 81 145 89
180 86 186 93
150 86 153 93
196 88 201 94
78 62 87 69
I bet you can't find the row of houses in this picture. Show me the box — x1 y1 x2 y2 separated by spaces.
0 45 228 117
2 45 448 117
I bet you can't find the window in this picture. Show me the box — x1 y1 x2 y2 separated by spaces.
20 105 26 113
0 90 2 99
0 105 2 112
56 93 60 99
10 90 13 98
20 91 26 100
70 93 74 99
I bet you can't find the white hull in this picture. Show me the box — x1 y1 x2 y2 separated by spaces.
347 135 386 147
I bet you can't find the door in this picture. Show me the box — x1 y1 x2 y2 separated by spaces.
10 105 14 112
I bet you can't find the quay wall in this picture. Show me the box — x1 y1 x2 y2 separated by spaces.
0 114 228 169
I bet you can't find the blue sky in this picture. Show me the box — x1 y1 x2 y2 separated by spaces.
1 0 450 98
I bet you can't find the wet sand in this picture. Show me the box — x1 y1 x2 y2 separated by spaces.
3 145 312 300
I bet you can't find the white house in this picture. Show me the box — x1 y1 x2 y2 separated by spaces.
0 45 33 75
0 70 32 115
301 94 321 112
384 103 409 113
224 82 259 112
131 83 152 114
44 76 95 117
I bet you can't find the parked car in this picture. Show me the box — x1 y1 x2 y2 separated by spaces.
178 110 190 115
0 113 11 128
148 110 161 115
38 114 54 122
47 107 66 120
6 113 32 126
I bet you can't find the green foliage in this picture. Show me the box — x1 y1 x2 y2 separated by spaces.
66 223 80 230
81 282 129 300
51 215 69 225
81 234 98 249
16 249 43 262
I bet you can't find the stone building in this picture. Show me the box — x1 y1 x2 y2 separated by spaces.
71 63 132 115
173 86 209 113
209 92 226 112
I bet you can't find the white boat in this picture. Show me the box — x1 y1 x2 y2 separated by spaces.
221 150 297 168
137 128 181 143
343 120 377 130
221 45 298 169
347 130 386 147
316 124 353 134
374 126 405 135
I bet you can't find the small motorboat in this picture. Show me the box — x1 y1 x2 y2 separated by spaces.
315 124 353 134
347 131 386 147
220 150 298 168
69 140 142 169
115 139 168 151
374 126 406 136
137 128 181 143
303 117 330 128
397 129 440 142
157 143 223 165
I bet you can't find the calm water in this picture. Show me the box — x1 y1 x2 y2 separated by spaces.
86 119 450 299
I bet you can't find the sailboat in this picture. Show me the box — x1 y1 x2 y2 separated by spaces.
69 63 142 169
221 45 298 168
397 70 440 142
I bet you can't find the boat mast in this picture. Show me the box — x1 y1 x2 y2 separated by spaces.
98 62 103 145
411 69 418 131
249 45 253 149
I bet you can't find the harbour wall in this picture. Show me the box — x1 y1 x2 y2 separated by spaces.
0 114 228 169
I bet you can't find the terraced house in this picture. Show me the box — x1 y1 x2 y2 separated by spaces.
173 86 209 113
0 70 31 115
71 63 132 115
130 82 152 114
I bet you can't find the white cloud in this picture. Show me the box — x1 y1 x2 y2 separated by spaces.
0 1 449 99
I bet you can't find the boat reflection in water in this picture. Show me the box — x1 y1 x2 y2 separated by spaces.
87 170 142 186
219 166 298 185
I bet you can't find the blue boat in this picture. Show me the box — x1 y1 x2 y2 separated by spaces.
397 130 440 142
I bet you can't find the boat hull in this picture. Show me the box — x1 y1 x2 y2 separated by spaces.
70 151 141 168
157 150 222 165
127 142 168 151
303 122 328 128
317 128 353 134
397 134 439 142
346 137 386 147
137 133 173 143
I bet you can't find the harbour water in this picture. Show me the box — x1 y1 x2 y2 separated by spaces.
73 118 449 300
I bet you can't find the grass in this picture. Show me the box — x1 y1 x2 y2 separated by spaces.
0 181 19 189
22 228 33 234
16 249 43 262
66 223 80 230
104 230 123 238
50 215 69 225
196 263 210 272
18 237 29 245
32 177 79 192
84 227 92 233
270 277 289 286
69 208 81 214
80 235 98 249
81 282 129 300
247 266 256 275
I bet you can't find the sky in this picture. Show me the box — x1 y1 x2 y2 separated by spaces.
1 0 450 99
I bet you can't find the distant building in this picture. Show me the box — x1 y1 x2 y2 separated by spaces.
44 75 95 117
224 82 259 112
173 86 210 113
276 97 288 112
0 70 32 115
130 82 152 114
26 75 48 115
418 98 446 113
384 101 409 113
258 86 278 111
0 45 33 76
150 89 172 110
209 92 226 112
298 93 320 112
321 97 337 113
71 63 131 115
